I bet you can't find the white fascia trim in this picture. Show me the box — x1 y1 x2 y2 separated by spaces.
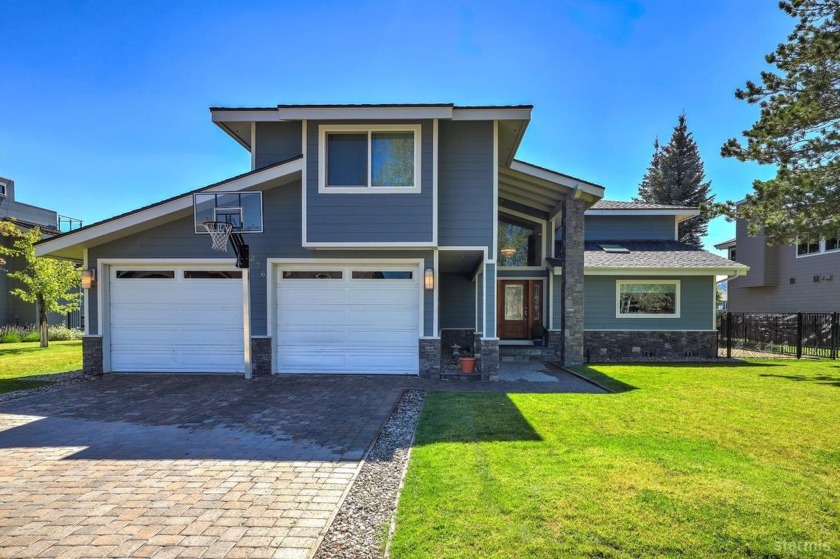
302 242 436 249
452 108 531 121
492 121 499 267
510 160 605 199
35 158 304 257
211 110 279 122
82 248 90 336
278 107 453 120
432 118 439 246
585 267 750 276
586 209 700 217
301 120 308 246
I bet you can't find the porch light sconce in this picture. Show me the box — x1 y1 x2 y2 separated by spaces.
500 247 517 258
424 268 434 290
81 269 96 290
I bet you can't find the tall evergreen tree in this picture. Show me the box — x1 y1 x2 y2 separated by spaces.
720 0 840 245
636 114 714 246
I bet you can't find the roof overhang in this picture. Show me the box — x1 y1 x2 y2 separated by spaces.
584 266 749 276
210 104 533 152
35 157 303 260
714 239 737 250
586 208 700 222
500 161 605 219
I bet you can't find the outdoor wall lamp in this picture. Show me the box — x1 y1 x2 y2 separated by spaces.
81 269 96 289
424 268 434 290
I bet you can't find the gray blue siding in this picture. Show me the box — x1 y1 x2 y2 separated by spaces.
254 122 302 169
439 273 476 330
584 275 715 331
87 181 435 337
306 120 434 244
438 120 494 248
584 215 675 241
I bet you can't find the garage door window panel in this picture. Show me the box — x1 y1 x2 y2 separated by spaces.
282 271 343 279
184 271 243 279
351 271 413 279
116 270 175 279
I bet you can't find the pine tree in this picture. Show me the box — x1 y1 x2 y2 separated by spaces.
636 114 714 246
720 0 840 244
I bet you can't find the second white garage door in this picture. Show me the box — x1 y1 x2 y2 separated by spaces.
109 266 244 373
275 264 420 374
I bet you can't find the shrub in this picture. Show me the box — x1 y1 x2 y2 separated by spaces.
48 326 83 341
0 332 22 343
22 331 41 342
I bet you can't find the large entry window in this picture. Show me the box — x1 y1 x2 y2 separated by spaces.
498 215 541 266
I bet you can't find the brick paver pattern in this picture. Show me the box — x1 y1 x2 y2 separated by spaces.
0 374 406 559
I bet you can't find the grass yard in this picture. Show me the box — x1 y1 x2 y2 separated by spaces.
0 340 82 394
390 361 840 558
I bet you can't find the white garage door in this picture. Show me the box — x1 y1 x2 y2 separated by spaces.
109 266 244 373
275 264 420 374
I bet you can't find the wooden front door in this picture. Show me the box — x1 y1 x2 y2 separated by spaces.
497 280 543 339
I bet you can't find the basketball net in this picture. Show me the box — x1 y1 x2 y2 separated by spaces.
203 221 233 252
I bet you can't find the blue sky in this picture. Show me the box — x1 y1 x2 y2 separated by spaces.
0 0 790 253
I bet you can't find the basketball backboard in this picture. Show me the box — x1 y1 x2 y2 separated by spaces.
193 192 263 234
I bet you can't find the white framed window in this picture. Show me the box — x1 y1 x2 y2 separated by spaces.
318 124 421 193
796 234 840 257
616 280 680 318
0 181 6 197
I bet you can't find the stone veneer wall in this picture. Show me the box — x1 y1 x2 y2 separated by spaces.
82 335 103 375
440 329 476 371
419 338 441 378
251 337 272 376
561 198 586 365
479 338 500 381
547 330 563 360
585 331 717 362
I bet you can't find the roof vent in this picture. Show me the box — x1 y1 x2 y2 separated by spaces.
599 244 630 253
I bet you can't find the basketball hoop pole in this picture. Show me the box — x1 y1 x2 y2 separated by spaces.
228 232 252 379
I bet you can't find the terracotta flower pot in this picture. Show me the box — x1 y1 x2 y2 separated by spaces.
459 357 477 374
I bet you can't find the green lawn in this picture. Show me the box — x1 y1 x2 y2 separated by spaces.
391 361 840 558
0 340 82 394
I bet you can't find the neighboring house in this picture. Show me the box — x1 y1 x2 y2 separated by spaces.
1 176 83 327
35 103 745 378
715 219 840 313
578 201 747 361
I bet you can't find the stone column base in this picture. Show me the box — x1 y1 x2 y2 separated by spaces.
251 337 272 377
419 338 441 378
479 338 500 381
547 330 563 359
82 335 103 375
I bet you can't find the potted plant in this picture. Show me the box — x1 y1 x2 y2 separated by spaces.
458 347 477 374
531 323 546 346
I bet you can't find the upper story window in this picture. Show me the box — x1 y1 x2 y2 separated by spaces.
796 234 840 257
498 214 542 266
0 181 6 197
728 249 737 261
319 125 421 193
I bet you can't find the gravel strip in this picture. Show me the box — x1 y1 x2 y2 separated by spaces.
314 389 425 559
0 370 89 403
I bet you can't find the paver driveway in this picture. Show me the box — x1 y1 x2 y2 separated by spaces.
0 374 406 559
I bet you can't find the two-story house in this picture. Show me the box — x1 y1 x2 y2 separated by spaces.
35 103 746 378
715 219 840 312
1 176 83 327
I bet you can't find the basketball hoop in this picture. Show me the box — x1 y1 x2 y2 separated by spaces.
203 221 233 252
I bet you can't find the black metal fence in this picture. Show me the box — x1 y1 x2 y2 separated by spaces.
718 312 839 359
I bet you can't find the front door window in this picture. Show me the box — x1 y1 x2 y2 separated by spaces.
504 284 525 320
497 280 543 339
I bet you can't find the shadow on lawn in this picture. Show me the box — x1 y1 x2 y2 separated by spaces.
413 393 543 445
759 373 840 387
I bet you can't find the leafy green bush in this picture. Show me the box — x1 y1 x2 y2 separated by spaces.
0 332 22 343
22 331 41 343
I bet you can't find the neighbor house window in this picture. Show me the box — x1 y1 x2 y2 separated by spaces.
616 280 680 318
796 234 840 257
319 125 420 192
